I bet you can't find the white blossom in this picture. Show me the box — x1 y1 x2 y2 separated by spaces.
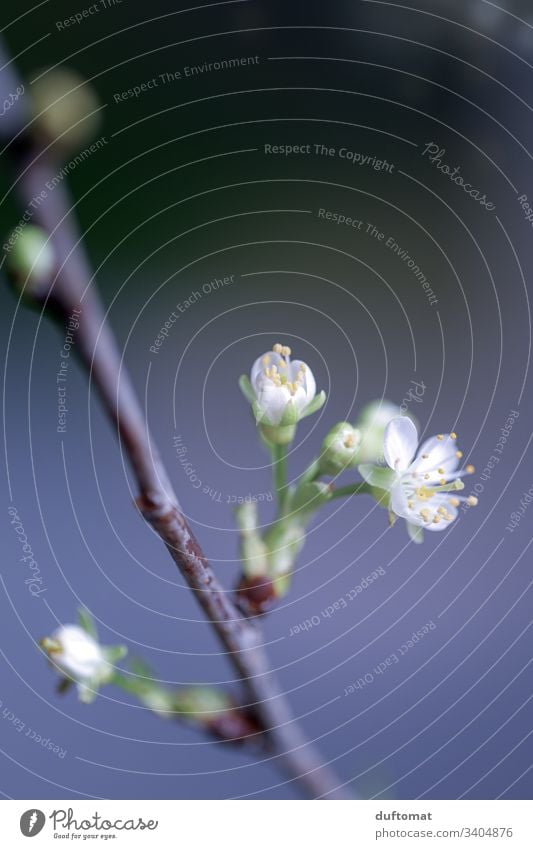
250 343 318 427
360 416 477 541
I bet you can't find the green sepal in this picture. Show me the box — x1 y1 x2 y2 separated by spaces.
238 374 256 404
300 390 326 419
77 678 99 704
279 399 299 426
259 423 296 445
358 464 395 491
105 644 128 663
78 607 98 639
407 522 424 544
253 400 266 424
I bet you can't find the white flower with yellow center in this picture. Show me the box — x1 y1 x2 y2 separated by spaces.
40 612 126 703
240 343 325 442
360 416 477 542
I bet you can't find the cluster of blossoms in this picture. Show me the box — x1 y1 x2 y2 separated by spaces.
236 343 478 611
41 343 478 699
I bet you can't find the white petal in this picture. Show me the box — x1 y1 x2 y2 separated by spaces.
250 351 286 391
413 434 460 476
288 360 316 403
52 625 105 680
255 381 291 425
384 417 418 472
390 480 413 520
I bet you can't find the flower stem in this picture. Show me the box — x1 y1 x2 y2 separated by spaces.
272 443 289 514
298 458 321 487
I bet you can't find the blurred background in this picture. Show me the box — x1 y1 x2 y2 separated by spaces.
0 0 532 800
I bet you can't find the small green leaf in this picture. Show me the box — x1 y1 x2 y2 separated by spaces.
238 374 255 404
77 608 98 638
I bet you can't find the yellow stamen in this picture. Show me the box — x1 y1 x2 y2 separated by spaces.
449 497 460 507
467 496 478 506
466 465 475 474
450 432 457 440
281 345 291 357
456 451 463 459
437 434 444 441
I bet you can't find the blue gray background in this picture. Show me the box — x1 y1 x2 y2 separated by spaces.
1 0 532 799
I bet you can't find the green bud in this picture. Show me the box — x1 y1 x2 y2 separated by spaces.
319 422 361 475
30 68 101 153
4 225 55 299
265 521 306 577
291 481 333 518
235 502 269 578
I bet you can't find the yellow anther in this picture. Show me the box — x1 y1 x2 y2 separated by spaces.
467 496 478 506
422 453 429 459
432 515 441 524
281 345 291 357
344 435 354 448
438 506 448 517
448 497 460 507
456 450 463 459
262 355 270 365
273 343 282 354
424 474 430 480
438 468 445 475
440 478 446 486
466 465 475 474
450 432 457 440
408 500 414 509
437 434 444 441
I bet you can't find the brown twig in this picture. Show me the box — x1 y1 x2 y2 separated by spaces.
1 49 354 800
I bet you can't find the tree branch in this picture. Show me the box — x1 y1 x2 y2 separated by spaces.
1 45 354 800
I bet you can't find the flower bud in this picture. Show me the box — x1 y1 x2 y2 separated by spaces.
264 521 306 578
319 422 361 475
290 481 333 517
354 400 405 463
235 502 269 577
235 575 277 616
240 343 326 444
29 68 101 152
4 225 56 300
